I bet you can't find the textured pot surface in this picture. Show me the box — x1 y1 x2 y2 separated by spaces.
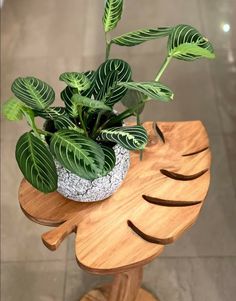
56 144 130 202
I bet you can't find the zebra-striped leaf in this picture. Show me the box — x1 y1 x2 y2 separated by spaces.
81 70 96 97
50 129 105 180
111 27 173 47
15 132 57 193
71 95 112 114
59 72 91 92
54 115 84 134
61 86 74 116
100 145 116 176
35 107 66 119
103 0 123 33
168 24 215 61
118 81 174 101
97 70 118 105
3 97 26 121
94 59 132 106
11 77 55 110
98 126 148 150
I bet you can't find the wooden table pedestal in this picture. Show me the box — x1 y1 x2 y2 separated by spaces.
81 267 158 301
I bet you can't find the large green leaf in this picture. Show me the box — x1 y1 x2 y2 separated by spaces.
35 107 66 119
11 77 55 110
94 59 132 106
3 97 26 121
118 81 174 101
54 115 84 134
81 70 96 97
97 70 118 105
50 129 105 180
15 132 57 193
59 72 91 92
168 24 215 61
100 145 116 176
98 126 148 150
71 94 112 115
103 0 123 33
111 27 173 46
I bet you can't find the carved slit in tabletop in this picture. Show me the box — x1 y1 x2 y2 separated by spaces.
182 146 209 157
142 195 202 207
127 220 173 245
152 121 165 143
160 168 208 181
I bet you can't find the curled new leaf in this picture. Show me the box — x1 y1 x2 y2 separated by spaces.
59 72 91 92
118 81 174 101
15 132 58 193
168 24 215 61
111 27 173 47
11 77 55 110
103 0 123 33
98 126 148 150
50 129 105 180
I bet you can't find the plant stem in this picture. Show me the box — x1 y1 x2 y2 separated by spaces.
78 108 88 136
105 32 111 60
155 55 172 82
92 111 103 138
37 129 53 136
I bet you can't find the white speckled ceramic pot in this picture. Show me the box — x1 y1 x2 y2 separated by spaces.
56 144 130 202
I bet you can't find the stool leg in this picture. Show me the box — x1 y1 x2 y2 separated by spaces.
109 267 143 301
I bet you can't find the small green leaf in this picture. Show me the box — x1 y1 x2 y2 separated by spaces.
54 115 84 134
2 97 26 121
111 27 173 46
15 132 57 193
71 94 112 116
103 0 123 33
59 72 91 92
118 81 174 101
168 24 215 61
100 145 116 176
94 59 132 106
50 129 105 180
11 77 55 110
35 107 66 119
98 126 148 150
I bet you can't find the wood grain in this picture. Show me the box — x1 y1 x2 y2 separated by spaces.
18 121 211 274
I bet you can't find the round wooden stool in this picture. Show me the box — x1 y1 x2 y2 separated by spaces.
18 121 211 301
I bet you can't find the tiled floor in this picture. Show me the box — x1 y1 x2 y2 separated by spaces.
1 0 236 300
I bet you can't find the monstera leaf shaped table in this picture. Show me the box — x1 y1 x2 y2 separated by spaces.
18 121 211 301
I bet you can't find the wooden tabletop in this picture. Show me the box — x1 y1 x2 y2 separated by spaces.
19 121 211 274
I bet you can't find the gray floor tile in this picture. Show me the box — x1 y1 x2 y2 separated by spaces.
224 133 236 192
199 0 236 50
64 259 111 301
144 257 236 301
208 48 236 133
1 261 65 301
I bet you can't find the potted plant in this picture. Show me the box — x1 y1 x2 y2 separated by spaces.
3 0 215 202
